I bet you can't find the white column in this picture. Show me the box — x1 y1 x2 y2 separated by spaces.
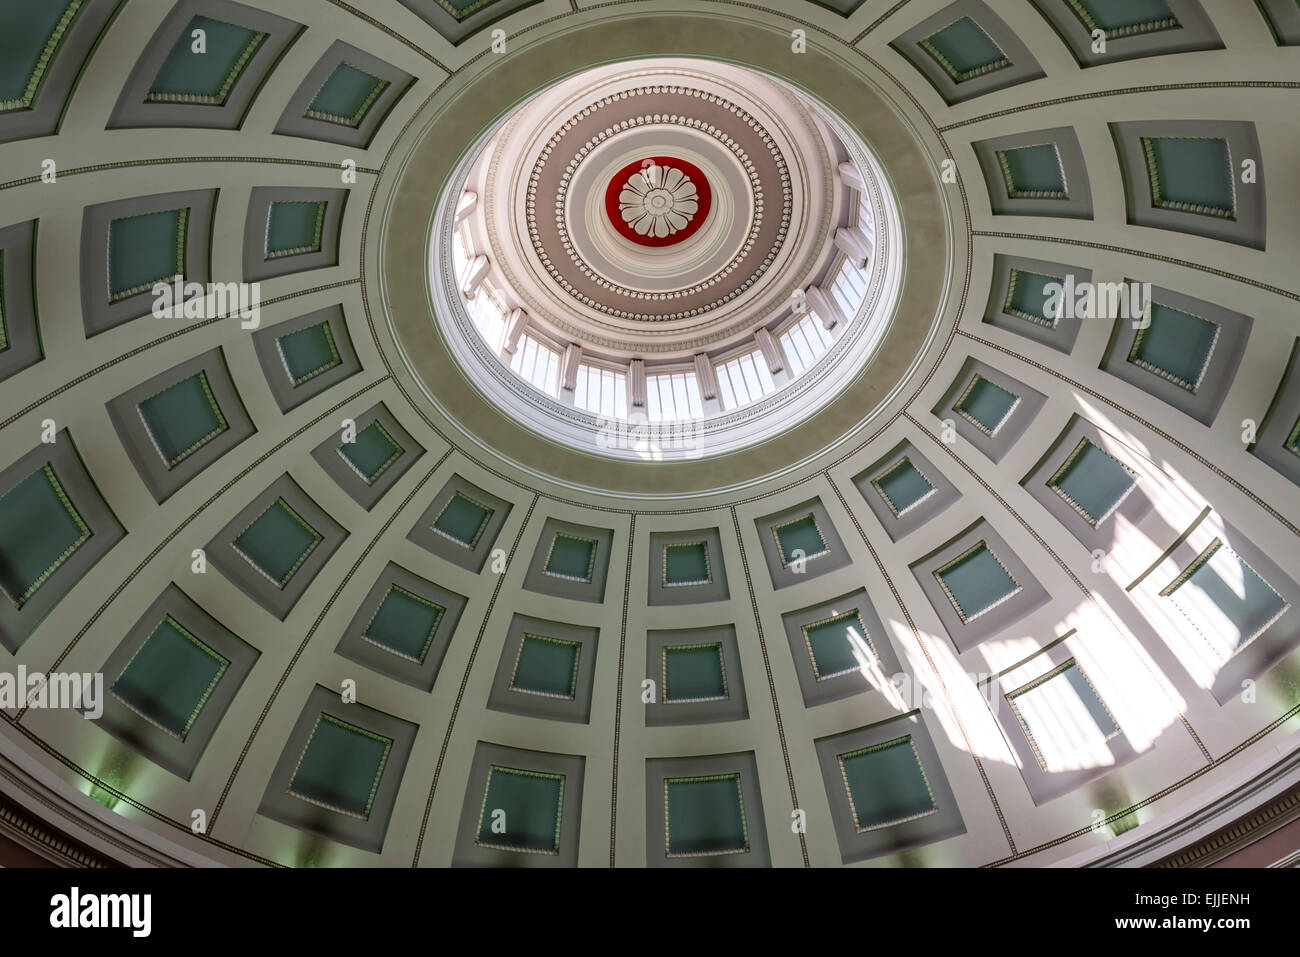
834 226 872 269
753 328 784 375
502 308 528 355
561 343 582 392
455 191 478 223
461 255 490 297
806 285 843 330
693 354 720 401
837 161 866 193
629 359 647 407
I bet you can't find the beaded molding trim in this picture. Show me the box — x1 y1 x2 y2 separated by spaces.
475 766 564 855
429 491 493 549
1046 437 1140 527
954 374 1021 437
1003 268 1061 327
525 85 791 321
0 0 86 112
265 201 326 259
508 633 581 700
1064 0 1179 38
870 456 938 518
287 713 393 820
231 497 323 588
996 144 1068 199
837 735 938 833
801 609 872 681
337 420 403 484
1159 537 1292 665
1126 303 1220 392
0 464 91 609
136 370 230 469
360 584 444 664
661 540 712 587
661 642 728 703
305 63 390 128
664 773 749 857
918 17 1012 83
1141 136 1237 218
771 513 831 567
110 616 230 740
106 207 188 302
145 22 267 106
1005 659 1122 773
541 532 598 583
934 540 1023 625
275 321 341 386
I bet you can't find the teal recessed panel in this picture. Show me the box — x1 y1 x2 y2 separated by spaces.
232 498 322 587
510 634 580 699
138 371 229 467
1142 137 1235 216
112 616 229 739
1067 0 1177 34
544 534 596 582
839 737 936 831
997 144 1066 197
108 209 187 300
663 541 710 586
1287 416 1300 457
363 585 443 663
0 1 85 110
432 492 492 548
265 201 325 257
148 16 267 104
803 612 871 680
0 465 90 608
1049 440 1136 525
1166 541 1290 656
773 514 827 565
1128 302 1219 390
936 543 1020 622
288 713 392 818
874 459 935 515
920 16 1008 81
956 376 1019 435
1005 269 1063 324
276 322 340 385
665 774 748 856
663 643 726 701
340 421 402 483
477 766 564 853
306 63 389 127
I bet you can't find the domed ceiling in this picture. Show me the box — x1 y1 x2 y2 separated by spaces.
0 0 1297 872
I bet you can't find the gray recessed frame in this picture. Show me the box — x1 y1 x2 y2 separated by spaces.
932 356 1048 464
889 0 1045 105
982 253 1090 355
814 712 965 863
972 126 1094 220
910 519 1052 654
396 0 543 47
1021 414 1153 554
310 401 424 511
79 188 217 337
1028 0 1222 66
452 741 585 868
853 439 960 543
0 430 126 653
204 472 348 621
105 346 256 504
646 526 730 606
256 684 418 854
1098 280 1251 426
0 220 43 384
986 642 1138 805
485 613 600 724
107 0 304 131
0 0 121 145
753 496 851 589
780 587 903 709
1249 337 1300 486
1257 0 1300 44
406 473 513 574
90 583 259 780
241 186 348 283
334 561 467 692
1110 119 1266 250
644 751 770 868
251 304 361 413
520 516 614 604
274 39 414 148
644 624 748 726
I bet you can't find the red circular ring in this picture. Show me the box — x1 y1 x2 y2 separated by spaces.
603 156 712 248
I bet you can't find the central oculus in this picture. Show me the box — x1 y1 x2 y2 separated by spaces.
604 156 712 247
